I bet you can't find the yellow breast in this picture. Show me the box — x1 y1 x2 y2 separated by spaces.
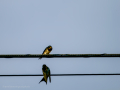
43 49 51 54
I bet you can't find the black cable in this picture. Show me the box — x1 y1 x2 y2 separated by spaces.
0 73 120 76
0 54 120 58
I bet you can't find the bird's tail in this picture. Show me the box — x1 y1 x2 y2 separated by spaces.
38 57 42 60
39 77 47 84
49 75 51 83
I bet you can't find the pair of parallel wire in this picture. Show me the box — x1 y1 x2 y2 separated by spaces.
0 54 120 76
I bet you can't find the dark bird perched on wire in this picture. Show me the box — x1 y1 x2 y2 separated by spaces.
39 64 51 84
38 45 52 60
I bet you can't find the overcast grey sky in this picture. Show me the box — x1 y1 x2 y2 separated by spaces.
0 0 120 90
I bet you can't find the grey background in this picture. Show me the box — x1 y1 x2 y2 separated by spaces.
0 0 120 90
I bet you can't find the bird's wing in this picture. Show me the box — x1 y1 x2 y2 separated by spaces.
43 70 47 83
49 70 51 83
38 48 47 60
42 48 47 54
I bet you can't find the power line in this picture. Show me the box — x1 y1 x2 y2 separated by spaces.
0 73 120 76
0 54 120 58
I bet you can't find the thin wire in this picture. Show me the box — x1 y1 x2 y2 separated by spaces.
0 54 120 58
0 73 120 76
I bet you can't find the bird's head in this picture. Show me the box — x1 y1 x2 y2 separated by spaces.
43 64 47 70
48 45 52 50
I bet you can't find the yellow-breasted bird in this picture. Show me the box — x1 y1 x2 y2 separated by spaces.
39 64 51 84
38 45 52 60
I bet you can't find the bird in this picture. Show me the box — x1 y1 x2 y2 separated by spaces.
39 64 51 84
38 45 52 60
